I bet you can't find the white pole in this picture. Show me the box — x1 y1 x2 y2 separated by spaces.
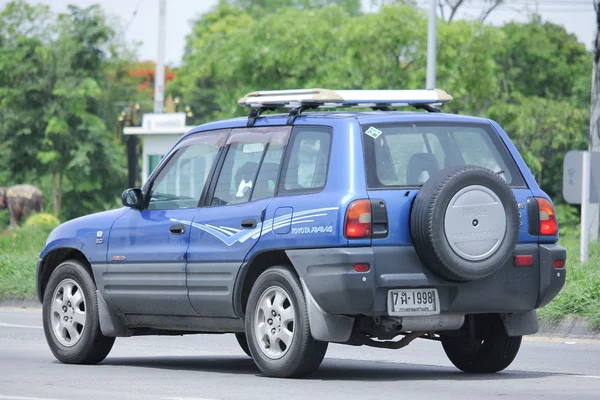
581 151 591 264
154 0 166 113
426 0 437 89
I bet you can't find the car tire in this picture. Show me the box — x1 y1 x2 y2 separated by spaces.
42 259 115 364
235 333 252 358
245 266 328 378
410 165 520 281
441 315 522 373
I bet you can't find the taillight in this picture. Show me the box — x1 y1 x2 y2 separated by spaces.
345 199 372 239
537 198 557 236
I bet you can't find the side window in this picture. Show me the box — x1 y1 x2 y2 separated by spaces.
211 142 265 206
251 144 285 201
148 142 220 210
280 127 332 194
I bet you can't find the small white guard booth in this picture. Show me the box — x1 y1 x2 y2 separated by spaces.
123 113 196 183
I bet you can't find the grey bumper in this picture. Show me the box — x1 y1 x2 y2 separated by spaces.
286 243 566 317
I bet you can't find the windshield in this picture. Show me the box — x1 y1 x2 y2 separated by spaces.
362 123 524 189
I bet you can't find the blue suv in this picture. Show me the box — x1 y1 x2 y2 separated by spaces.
36 89 566 378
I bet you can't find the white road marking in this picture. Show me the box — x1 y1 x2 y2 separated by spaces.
574 375 600 379
0 322 42 329
163 398 219 400
0 396 61 400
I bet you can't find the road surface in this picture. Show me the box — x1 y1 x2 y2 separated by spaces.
1 307 599 400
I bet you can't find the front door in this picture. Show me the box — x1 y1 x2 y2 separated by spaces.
185 127 290 317
106 130 228 316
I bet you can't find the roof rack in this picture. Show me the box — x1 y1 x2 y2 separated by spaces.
238 88 452 126
238 88 452 108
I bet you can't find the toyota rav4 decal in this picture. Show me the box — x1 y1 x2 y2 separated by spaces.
170 207 339 246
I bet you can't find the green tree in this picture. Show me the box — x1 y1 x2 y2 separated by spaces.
0 1 136 219
487 94 589 202
496 16 591 101
220 0 361 15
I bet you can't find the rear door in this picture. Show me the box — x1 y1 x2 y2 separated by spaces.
360 122 535 247
185 127 291 317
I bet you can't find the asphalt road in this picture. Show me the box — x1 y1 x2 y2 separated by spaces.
1 307 600 400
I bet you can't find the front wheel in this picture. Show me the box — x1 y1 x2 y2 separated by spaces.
245 266 328 378
441 315 521 373
42 260 115 364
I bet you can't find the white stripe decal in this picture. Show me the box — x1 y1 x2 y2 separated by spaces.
171 207 338 246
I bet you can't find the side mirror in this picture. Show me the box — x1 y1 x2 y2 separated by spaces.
121 188 143 209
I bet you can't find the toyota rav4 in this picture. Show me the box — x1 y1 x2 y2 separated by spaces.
36 88 566 378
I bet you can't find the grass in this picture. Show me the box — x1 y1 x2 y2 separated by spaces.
0 227 599 330
0 227 52 300
538 236 600 329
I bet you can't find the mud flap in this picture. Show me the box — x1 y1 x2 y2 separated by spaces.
301 280 354 343
501 310 539 336
97 290 133 337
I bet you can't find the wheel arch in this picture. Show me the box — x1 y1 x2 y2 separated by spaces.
37 247 91 303
233 249 294 319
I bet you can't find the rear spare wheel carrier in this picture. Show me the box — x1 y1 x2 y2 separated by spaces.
410 165 519 281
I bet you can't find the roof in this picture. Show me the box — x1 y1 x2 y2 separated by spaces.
182 111 492 139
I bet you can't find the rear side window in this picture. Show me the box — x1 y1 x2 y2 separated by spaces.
363 123 523 188
279 126 332 194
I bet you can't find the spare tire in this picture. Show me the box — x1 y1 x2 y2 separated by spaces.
410 165 519 282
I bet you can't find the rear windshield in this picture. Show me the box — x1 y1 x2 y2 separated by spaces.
362 123 524 189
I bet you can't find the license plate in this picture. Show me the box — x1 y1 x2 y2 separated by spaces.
387 288 440 316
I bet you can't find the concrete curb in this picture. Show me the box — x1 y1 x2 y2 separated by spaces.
536 317 600 340
0 296 41 309
1 296 599 340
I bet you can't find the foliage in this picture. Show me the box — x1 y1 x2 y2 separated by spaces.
24 212 60 229
220 0 362 15
0 1 139 221
487 94 589 203
128 60 176 94
554 203 581 238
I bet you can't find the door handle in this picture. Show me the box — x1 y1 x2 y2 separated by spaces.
169 224 186 235
241 218 258 229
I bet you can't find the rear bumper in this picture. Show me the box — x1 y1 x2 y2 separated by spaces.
286 243 566 317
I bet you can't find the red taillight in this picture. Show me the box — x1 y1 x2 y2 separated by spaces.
514 255 533 267
537 198 557 236
554 259 565 269
345 199 371 239
354 263 370 272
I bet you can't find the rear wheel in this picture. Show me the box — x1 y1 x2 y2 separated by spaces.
245 266 328 378
42 260 115 364
441 315 521 373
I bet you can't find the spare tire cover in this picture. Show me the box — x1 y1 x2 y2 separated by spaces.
410 165 520 282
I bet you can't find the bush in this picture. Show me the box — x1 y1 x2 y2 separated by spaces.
24 213 60 229
554 203 580 238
